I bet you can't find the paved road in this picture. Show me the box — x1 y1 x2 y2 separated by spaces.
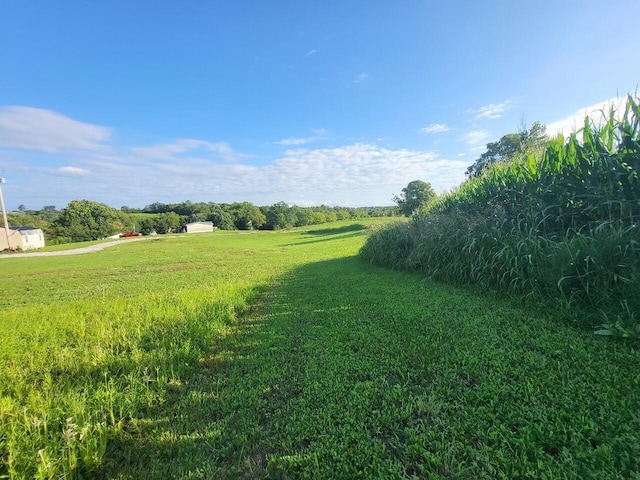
0 238 150 258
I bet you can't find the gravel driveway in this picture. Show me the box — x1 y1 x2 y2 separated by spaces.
0 238 150 258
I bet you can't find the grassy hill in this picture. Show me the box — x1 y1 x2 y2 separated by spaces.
1 220 639 479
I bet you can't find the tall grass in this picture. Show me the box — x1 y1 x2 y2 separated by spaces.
361 94 640 341
0 286 254 478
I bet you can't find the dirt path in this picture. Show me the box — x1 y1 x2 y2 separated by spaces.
0 238 151 258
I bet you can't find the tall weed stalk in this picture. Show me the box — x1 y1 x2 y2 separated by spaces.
361 94 640 342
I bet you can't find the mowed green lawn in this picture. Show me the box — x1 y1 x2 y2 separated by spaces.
1 221 639 479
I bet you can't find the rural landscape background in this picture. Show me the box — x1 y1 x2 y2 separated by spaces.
2 1 640 478
2 95 640 478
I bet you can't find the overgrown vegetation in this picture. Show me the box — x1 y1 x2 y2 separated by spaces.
361 94 640 342
2 221 639 478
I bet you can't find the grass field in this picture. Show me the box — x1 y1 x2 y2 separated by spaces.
1 220 639 479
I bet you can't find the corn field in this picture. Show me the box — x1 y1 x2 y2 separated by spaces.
361 94 640 341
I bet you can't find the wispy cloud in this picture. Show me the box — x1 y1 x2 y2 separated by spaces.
0 106 111 152
58 166 90 176
468 145 487 154
5 107 472 209
130 139 245 162
274 137 312 146
304 49 317 57
13 142 467 208
274 129 328 146
463 130 491 145
546 96 628 137
469 100 513 120
421 123 451 134
354 73 369 83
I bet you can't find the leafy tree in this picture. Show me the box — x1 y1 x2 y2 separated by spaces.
187 212 208 223
138 217 157 235
53 200 120 241
262 201 296 230
142 202 171 214
208 206 235 230
466 122 547 177
394 180 436 216
7 211 50 231
335 209 351 221
291 207 312 227
231 202 266 230
154 212 183 234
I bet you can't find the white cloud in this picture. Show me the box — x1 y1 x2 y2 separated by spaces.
3 106 473 209
274 129 328 146
468 145 487 153
274 137 311 146
421 123 451 134
264 144 467 201
13 142 469 209
0 106 111 152
130 139 245 162
463 130 491 145
354 73 369 83
304 49 317 56
469 101 513 120
58 166 90 176
546 96 628 137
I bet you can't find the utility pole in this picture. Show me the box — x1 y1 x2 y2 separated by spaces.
0 177 12 251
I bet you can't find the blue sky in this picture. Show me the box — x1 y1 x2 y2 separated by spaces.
1 1 639 210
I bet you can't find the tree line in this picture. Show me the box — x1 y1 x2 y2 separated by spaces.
7 200 397 244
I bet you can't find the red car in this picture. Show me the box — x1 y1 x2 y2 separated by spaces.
119 232 142 238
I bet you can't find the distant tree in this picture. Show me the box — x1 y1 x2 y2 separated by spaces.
289 207 310 227
207 206 235 230
142 202 170 214
231 202 266 230
310 211 327 225
37 205 60 224
394 180 436 216
120 205 142 213
187 212 208 223
154 212 183 234
466 121 547 177
335 208 351 221
138 217 157 235
262 201 295 230
325 211 338 223
17 204 27 212
53 200 120 241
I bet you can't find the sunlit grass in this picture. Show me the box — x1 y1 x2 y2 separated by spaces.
2 217 639 478
0 221 377 478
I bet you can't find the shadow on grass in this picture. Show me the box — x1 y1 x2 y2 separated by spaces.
280 230 365 247
96 256 379 478
95 255 640 479
302 223 365 236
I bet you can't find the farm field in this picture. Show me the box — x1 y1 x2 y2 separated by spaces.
1 220 639 479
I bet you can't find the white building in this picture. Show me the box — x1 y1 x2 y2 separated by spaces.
185 221 215 233
0 226 46 251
